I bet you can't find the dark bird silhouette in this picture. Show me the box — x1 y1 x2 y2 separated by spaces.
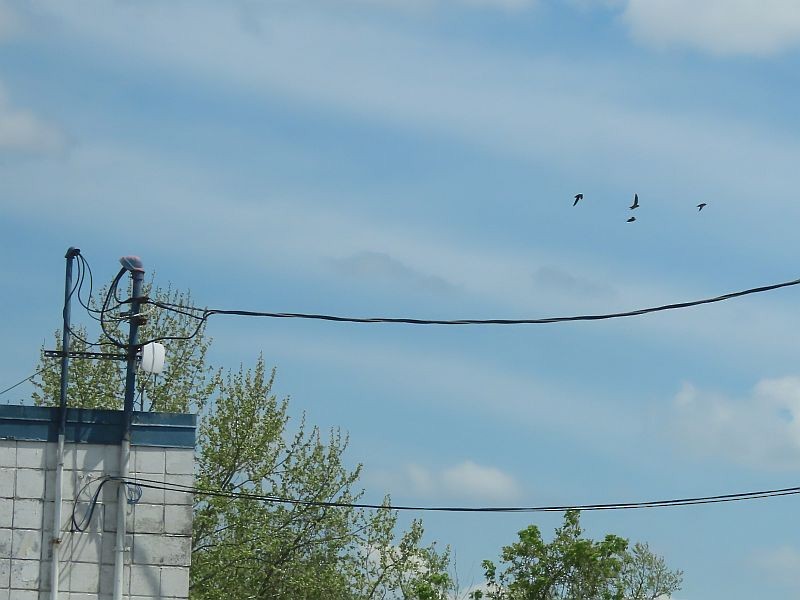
630 193 639 210
697 203 707 211
627 216 636 223
573 193 583 206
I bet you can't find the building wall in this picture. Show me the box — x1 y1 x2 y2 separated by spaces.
0 438 194 600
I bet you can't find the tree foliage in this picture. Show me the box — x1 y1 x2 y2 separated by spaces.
32 282 453 600
617 543 683 600
472 511 681 600
190 358 453 599
33 284 213 413
31 278 682 600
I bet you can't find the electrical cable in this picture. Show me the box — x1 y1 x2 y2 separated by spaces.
78 255 127 317
120 476 800 514
58 257 97 347
125 481 143 505
145 276 800 335
113 266 130 305
100 268 129 349
75 253 105 322
135 299 208 347
136 372 153 411
65 323 106 349
0 368 47 397
71 476 112 532
61 253 127 348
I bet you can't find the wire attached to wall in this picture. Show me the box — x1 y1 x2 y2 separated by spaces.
71 476 113 532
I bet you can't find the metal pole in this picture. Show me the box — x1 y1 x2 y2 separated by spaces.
50 246 79 600
121 256 145 437
113 255 145 600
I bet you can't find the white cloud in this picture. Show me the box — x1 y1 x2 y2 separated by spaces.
7 140 800 380
7 4 800 381
24 1 800 207
350 0 535 10
0 0 21 39
0 84 64 154
532 266 617 300
378 461 522 502
241 324 641 442
332 251 458 295
441 461 521 501
566 0 624 10
751 546 800 589
669 377 800 470
460 0 534 11
622 0 800 57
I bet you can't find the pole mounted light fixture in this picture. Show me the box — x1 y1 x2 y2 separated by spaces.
119 255 144 273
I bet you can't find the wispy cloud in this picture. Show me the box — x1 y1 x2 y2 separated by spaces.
751 545 800 589
5 139 800 376
532 266 617 300
334 0 535 11
7 3 800 384
461 0 534 10
0 83 64 154
668 377 800 470
0 0 21 40
374 461 522 502
621 0 800 57
332 251 458 295
236 326 640 443
440 461 521 501
565 0 625 10
24 1 800 207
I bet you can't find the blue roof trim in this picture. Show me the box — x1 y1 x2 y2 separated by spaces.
0 405 196 448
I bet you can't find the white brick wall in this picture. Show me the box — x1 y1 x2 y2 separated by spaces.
0 439 194 599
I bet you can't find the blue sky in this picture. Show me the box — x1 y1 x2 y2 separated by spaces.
3 0 800 597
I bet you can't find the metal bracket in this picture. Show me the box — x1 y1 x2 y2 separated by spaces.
44 350 128 361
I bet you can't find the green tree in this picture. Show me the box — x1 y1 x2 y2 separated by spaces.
191 357 451 599
472 511 680 600
32 283 453 600
617 543 682 600
350 513 453 600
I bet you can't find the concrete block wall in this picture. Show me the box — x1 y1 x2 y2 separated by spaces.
0 439 194 600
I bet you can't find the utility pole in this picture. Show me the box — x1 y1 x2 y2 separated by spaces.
41 251 160 600
50 247 80 600
113 255 146 600
120 256 146 435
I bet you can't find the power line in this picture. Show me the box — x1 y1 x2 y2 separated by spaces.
99 267 129 349
122 476 800 514
57 253 128 348
0 368 46 397
146 276 800 332
75 253 105 322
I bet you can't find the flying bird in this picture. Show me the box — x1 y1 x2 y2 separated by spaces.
627 216 636 223
697 203 707 211
573 193 583 206
630 193 639 210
